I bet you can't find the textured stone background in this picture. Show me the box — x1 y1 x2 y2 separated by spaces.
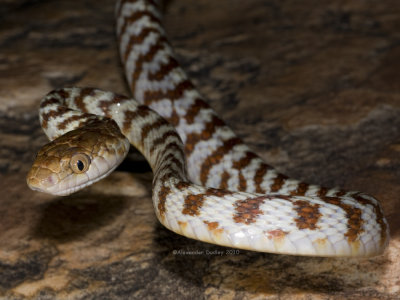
1 0 399 299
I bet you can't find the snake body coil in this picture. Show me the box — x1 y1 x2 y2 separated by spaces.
27 0 389 257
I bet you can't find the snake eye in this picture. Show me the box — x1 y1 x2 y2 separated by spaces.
70 153 91 173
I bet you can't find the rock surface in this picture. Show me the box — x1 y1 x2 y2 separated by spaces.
1 0 399 299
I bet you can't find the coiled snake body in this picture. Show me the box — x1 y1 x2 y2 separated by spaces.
27 0 389 257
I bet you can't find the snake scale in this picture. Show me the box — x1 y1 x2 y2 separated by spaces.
27 0 389 257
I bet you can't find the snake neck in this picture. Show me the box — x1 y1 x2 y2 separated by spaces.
116 101 189 184
41 88 188 184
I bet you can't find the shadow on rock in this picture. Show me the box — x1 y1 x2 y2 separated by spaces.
32 193 127 243
387 198 400 239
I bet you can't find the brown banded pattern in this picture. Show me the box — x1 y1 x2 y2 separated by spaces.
114 0 388 256
26 0 390 258
30 82 388 257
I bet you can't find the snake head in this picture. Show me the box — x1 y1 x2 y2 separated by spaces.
27 119 130 196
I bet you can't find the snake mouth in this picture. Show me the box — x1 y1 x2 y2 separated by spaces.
30 161 120 196
26 170 59 194
51 181 92 196
27 183 47 194
28 175 97 196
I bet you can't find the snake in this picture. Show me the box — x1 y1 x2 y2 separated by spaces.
26 0 389 257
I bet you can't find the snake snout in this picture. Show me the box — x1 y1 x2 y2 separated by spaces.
26 167 60 194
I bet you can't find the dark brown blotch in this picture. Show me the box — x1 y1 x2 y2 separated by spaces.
129 34 168 95
99 94 129 117
270 173 289 193
291 182 309 196
41 106 73 129
254 163 270 194
144 79 194 105
353 194 387 246
184 116 225 153
157 185 171 218
181 188 232 216
118 9 161 44
219 171 231 190
321 196 364 242
233 196 267 225
293 200 322 230
122 106 152 133
184 98 211 125
150 130 182 156
148 56 179 81
182 194 205 216
203 220 219 230
199 137 242 185
73 87 96 113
